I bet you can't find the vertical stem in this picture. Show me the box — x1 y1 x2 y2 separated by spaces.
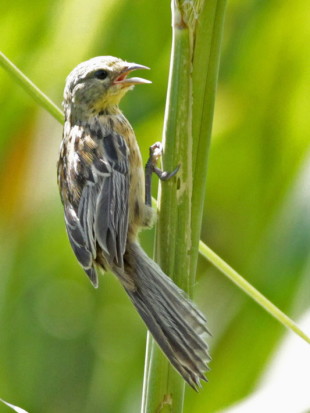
141 11 190 412
189 0 227 288
142 0 227 411
157 8 193 296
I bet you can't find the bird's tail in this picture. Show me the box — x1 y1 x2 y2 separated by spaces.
114 242 210 390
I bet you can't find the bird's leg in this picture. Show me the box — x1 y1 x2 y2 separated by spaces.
145 142 180 206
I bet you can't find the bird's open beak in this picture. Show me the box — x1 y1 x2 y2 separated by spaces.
113 63 151 85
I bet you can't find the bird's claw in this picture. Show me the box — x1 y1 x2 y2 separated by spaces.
147 142 180 181
152 164 180 181
145 142 180 206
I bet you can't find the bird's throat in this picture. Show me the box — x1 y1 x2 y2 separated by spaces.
92 87 133 114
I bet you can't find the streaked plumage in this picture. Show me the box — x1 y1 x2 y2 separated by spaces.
57 56 210 389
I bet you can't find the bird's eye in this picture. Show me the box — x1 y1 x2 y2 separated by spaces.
94 69 108 80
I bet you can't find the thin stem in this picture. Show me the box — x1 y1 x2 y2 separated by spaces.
0 52 64 123
0 398 29 413
199 240 310 345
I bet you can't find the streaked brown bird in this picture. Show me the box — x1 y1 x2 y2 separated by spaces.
57 56 210 389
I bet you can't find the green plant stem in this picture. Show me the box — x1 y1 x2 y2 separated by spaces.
142 0 227 411
199 240 310 344
0 398 29 413
141 13 191 413
189 0 227 289
0 51 63 123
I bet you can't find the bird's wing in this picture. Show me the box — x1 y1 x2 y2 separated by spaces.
91 132 130 268
64 203 98 286
63 131 130 287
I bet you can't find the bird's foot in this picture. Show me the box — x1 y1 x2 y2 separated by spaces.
145 142 180 206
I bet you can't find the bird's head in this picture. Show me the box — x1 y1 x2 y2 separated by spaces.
63 56 151 117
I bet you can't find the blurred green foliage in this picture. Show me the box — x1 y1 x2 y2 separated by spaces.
0 0 309 412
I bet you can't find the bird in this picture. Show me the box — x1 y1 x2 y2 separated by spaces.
57 56 210 390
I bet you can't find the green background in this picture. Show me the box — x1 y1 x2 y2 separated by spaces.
0 0 309 412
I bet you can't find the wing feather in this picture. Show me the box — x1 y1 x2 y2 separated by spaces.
63 129 130 286
64 205 92 269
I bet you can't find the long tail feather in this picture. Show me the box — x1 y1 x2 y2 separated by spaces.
114 242 210 390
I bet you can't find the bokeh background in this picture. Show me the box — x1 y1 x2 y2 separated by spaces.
1 0 309 412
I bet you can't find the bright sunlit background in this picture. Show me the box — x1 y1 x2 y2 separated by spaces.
0 0 309 412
